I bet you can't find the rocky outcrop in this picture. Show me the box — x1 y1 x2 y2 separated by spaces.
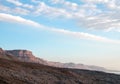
5 49 48 65
6 50 34 58
0 48 47 65
6 50 35 61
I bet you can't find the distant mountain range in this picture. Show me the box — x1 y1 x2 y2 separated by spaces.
0 48 120 84
0 48 119 74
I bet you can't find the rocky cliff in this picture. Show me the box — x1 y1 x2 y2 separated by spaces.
5 49 48 65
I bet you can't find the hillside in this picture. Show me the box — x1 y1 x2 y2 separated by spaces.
0 58 120 84
2 48 110 72
0 48 120 84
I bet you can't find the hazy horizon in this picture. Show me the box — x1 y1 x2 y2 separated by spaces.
0 0 120 70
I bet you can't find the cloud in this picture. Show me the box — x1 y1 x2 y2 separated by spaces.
34 2 72 18
0 13 119 44
33 0 101 18
0 13 41 27
2 0 120 32
6 0 33 9
50 0 64 4
31 0 42 3
31 0 83 18
78 12 120 32
44 0 120 32
0 5 10 12
50 0 78 11
13 7 30 15
0 5 30 15
82 0 120 11
82 0 109 3
63 0 120 32
6 0 22 6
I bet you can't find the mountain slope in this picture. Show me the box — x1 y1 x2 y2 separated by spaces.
0 56 120 84
0 48 120 84
1 48 120 74
0 58 83 84
5 48 108 72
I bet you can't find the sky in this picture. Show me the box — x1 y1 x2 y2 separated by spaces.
0 0 120 70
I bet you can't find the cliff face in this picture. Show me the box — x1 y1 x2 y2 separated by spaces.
6 50 34 58
5 49 48 65
6 50 35 61
0 48 48 65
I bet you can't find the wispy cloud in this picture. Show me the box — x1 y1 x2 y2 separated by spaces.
0 5 30 15
0 13 119 44
50 0 79 11
0 13 40 27
6 0 22 6
78 13 120 32
34 2 72 18
33 0 120 32
6 0 33 9
76 0 120 32
1 0 120 32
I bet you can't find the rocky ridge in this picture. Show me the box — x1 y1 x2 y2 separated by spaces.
0 48 119 73
0 48 120 84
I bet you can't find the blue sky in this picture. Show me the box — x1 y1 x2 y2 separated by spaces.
0 0 120 70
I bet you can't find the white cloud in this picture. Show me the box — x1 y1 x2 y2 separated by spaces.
78 12 120 32
82 0 109 3
73 0 120 32
50 0 64 4
6 0 22 6
34 2 72 18
0 5 30 15
13 7 30 15
3 0 100 18
63 1 79 11
0 5 10 12
6 0 33 9
0 13 119 44
50 0 79 11
32 0 78 18
0 13 41 27
2 0 120 32
48 0 102 18
82 0 120 10
31 0 41 3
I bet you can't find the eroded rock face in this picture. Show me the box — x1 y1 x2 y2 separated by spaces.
6 50 34 58
5 49 48 65
0 48 34 58
6 50 37 62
